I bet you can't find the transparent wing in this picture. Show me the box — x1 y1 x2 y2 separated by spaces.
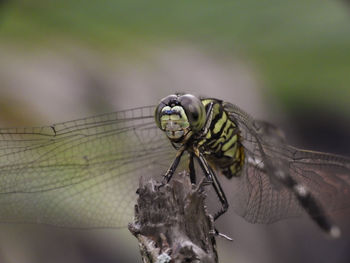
224 102 350 224
0 106 175 228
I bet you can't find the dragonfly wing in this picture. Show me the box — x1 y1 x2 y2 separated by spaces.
230 158 302 223
287 146 350 212
224 102 350 224
0 106 175 228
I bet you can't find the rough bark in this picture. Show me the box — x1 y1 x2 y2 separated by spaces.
128 172 218 263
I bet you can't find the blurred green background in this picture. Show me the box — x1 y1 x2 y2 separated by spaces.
0 1 349 263
1 0 350 112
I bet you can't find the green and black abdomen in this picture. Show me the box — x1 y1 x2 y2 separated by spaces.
198 99 245 179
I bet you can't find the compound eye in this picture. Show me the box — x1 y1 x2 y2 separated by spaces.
154 103 164 129
179 94 206 132
154 94 178 129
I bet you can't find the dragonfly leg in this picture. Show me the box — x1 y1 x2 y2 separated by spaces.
162 148 185 184
195 152 229 221
189 153 196 184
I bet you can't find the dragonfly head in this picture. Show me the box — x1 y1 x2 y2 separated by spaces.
155 94 206 142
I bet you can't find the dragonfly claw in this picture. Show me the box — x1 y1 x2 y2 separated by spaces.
214 228 233 242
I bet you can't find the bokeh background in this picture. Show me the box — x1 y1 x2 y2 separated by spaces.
0 1 349 262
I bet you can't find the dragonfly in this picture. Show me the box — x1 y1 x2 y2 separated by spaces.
0 93 349 238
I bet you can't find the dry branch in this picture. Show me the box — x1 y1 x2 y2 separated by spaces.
128 172 218 263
